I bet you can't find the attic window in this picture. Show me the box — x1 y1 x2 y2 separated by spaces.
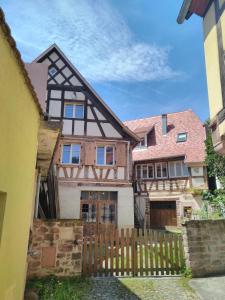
49 67 57 76
136 136 147 149
177 133 187 143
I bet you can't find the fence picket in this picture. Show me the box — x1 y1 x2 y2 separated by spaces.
94 235 98 276
144 230 149 276
115 230 119 276
110 232 114 276
99 234 103 276
174 235 179 274
126 228 130 276
83 237 87 275
121 228 125 276
169 234 174 275
89 236 93 275
105 232 109 276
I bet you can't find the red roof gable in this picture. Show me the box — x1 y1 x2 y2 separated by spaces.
124 110 206 164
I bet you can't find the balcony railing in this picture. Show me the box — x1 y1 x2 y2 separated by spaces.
135 177 190 193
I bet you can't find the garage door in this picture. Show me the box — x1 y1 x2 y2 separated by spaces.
150 201 177 229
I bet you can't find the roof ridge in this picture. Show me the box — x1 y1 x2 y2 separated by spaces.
124 109 193 123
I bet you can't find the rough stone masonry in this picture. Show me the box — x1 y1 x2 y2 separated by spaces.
27 219 83 277
182 219 225 277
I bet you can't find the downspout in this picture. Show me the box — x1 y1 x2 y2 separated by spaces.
127 140 130 181
34 170 41 218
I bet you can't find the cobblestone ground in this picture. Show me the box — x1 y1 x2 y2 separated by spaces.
85 277 199 300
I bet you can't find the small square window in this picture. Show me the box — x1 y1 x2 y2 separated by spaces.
49 67 57 77
177 133 187 142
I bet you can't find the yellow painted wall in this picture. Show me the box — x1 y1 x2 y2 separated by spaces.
0 28 40 300
203 1 224 120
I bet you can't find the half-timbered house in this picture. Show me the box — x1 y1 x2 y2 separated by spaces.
124 110 207 229
27 44 139 235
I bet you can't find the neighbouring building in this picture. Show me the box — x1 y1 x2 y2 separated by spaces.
124 110 207 229
29 44 139 235
177 0 225 154
0 9 59 300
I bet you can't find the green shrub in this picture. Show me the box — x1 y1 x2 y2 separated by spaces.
26 276 91 300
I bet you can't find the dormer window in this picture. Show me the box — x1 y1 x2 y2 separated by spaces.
177 133 187 142
49 67 57 77
136 135 147 149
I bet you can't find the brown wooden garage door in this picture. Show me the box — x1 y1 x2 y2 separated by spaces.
150 201 177 229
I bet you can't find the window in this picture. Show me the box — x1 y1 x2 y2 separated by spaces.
155 162 168 178
64 103 84 119
80 191 117 225
61 144 80 164
136 165 141 179
184 206 192 219
49 67 57 76
177 133 187 142
136 164 154 179
168 161 189 178
142 165 148 179
148 164 154 179
135 136 147 149
96 146 114 166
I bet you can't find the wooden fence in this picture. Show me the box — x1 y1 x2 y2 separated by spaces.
82 228 184 277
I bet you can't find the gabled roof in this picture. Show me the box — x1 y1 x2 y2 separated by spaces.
124 110 206 164
0 8 43 115
33 44 139 143
177 0 212 24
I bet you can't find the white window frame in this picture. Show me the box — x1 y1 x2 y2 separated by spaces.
155 162 168 179
168 161 189 178
64 103 84 119
96 145 114 166
61 144 81 165
136 163 155 179
135 134 147 150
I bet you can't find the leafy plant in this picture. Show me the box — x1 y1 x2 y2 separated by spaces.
181 266 192 278
205 120 225 188
26 276 91 300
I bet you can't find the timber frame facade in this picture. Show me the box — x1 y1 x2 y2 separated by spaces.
30 44 139 235
124 110 208 229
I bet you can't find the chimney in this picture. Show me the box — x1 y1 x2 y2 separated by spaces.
162 114 167 135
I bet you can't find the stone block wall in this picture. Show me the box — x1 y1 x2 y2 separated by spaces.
27 219 83 278
182 219 225 277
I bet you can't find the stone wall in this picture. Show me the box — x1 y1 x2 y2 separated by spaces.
182 219 225 277
27 219 83 278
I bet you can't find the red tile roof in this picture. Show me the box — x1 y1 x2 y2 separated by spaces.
124 110 206 164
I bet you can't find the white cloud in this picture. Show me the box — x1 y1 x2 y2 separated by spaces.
2 0 181 82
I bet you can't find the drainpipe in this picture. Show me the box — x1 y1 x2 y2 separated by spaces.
34 170 41 218
127 141 130 181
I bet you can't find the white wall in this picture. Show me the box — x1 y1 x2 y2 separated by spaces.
58 183 134 228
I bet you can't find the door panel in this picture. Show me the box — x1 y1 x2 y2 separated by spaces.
81 191 117 236
150 201 177 228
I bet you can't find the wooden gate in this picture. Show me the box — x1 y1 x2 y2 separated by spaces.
82 228 184 277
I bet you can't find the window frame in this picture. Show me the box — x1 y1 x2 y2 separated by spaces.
168 161 189 178
49 66 58 77
177 132 187 143
136 163 155 180
155 162 168 179
64 102 84 119
61 143 81 165
96 145 114 166
135 134 147 150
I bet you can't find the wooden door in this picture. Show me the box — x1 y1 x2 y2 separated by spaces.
150 201 177 229
80 191 117 236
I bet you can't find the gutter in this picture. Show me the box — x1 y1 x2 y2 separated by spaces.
177 0 192 24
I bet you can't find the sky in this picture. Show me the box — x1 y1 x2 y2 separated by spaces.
1 0 209 122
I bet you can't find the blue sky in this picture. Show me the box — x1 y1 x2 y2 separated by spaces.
1 0 209 122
